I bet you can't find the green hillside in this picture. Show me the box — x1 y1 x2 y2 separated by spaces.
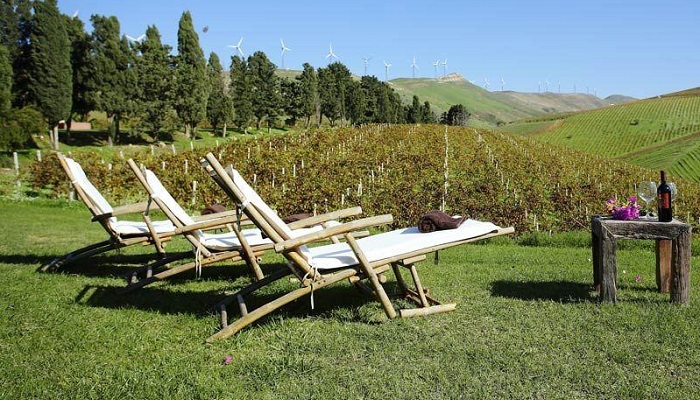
506 95 700 182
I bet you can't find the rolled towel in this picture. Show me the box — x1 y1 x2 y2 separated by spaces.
418 211 466 233
282 212 314 224
201 203 227 215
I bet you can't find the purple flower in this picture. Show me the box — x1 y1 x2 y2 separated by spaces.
223 356 232 365
635 275 642 282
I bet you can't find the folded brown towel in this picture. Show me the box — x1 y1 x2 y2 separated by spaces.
418 211 466 233
201 203 227 215
282 212 314 224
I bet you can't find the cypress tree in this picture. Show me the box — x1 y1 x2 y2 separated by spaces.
206 51 232 136
90 15 134 146
28 0 72 150
1 0 32 108
174 11 207 138
64 14 94 127
297 63 319 127
248 51 280 132
229 55 252 133
137 25 173 141
0 44 11 115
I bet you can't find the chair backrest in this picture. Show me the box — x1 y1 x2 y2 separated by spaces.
142 168 200 230
61 155 114 216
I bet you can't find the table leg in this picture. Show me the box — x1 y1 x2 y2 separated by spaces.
656 239 672 293
600 230 617 303
592 229 601 292
671 230 691 305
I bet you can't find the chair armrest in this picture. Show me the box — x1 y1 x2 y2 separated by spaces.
111 201 158 216
286 206 363 230
92 201 159 221
173 215 238 235
275 214 393 252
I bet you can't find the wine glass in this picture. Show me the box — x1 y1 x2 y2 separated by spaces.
637 181 657 219
668 182 678 201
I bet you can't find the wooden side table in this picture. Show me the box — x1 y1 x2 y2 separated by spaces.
591 216 691 304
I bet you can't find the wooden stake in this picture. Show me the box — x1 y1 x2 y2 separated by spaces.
13 152 19 175
36 150 42 162
191 180 197 205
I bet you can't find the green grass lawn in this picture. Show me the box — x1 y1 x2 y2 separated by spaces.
1 200 699 399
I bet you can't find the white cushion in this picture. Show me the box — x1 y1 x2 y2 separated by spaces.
64 157 113 215
306 219 501 270
111 219 175 236
198 222 333 251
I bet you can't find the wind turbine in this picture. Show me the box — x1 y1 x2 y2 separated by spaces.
484 77 490 90
545 79 550 92
442 59 448 78
363 57 372 75
433 60 440 79
558 80 561 93
410 57 419 79
72 10 79 18
538 81 541 92
228 37 244 57
383 60 392 82
125 34 146 43
325 44 339 63
280 39 291 70
501 77 506 91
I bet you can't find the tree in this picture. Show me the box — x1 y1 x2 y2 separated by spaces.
28 0 72 150
280 78 304 127
174 11 207 139
345 79 366 125
296 63 319 127
0 44 10 115
136 25 173 141
1 0 32 108
318 62 352 126
90 15 135 146
229 55 252 133
441 104 470 126
406 95 421 123
205 52 232 136
420 101 437 123
64 13 94 129
248 51 280 132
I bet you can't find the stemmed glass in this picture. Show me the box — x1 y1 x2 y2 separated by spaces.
669 182 678 201
637 181 657 219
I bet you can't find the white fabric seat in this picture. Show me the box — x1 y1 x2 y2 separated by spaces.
111 219 175 236
306 219 500 270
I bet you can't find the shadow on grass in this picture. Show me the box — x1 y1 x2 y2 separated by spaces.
490 280 594 303
0 254 57 267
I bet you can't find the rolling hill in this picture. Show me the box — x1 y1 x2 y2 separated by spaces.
503 94 700 182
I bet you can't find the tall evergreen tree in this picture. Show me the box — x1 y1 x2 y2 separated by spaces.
406 95 421 123
64 14 94 128
345 79 366 126
229 55 252 133
420 101 437 123
248 51 280 132
174 11 207 138
280 78 304 126
1 0 32 108
28 0 72 150
0 44 11 115
136 25 173 141
206 51 232 136
90 15 134 146
317 62 352 126
296 62 319 127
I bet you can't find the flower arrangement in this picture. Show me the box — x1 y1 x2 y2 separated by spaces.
605 196 641 220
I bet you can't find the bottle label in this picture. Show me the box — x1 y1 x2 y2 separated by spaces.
659 193 671 208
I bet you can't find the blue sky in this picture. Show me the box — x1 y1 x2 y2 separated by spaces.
57 0 698 99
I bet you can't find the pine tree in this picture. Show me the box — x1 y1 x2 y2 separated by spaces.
345 80 366 125
248 51 280 132
1 0 32 108
28 0 72 150
206 51 232 136
229 55 252 133
174 11 207 138
297 63 319 127
90 15 134 146
137 25 173 140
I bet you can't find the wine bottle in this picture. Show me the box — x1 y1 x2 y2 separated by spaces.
657 170 672 222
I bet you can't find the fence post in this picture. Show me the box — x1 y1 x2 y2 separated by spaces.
13 152 19 175
191 180 197 205
36 150 42 162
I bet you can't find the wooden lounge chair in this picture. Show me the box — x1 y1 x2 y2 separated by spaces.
41 153 180 272
202 153 515 342
122 159 361 292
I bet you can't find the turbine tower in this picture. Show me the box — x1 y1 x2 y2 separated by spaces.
325 44 339 64
484 77 490 90
280 39 291 70
501 77 506 91
363 57 371 76
558 80 561 93
433 60 440 79
383 60 392 82
411 57 419 79
545 79 550 92
442 59 448 78
228 37 244 57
